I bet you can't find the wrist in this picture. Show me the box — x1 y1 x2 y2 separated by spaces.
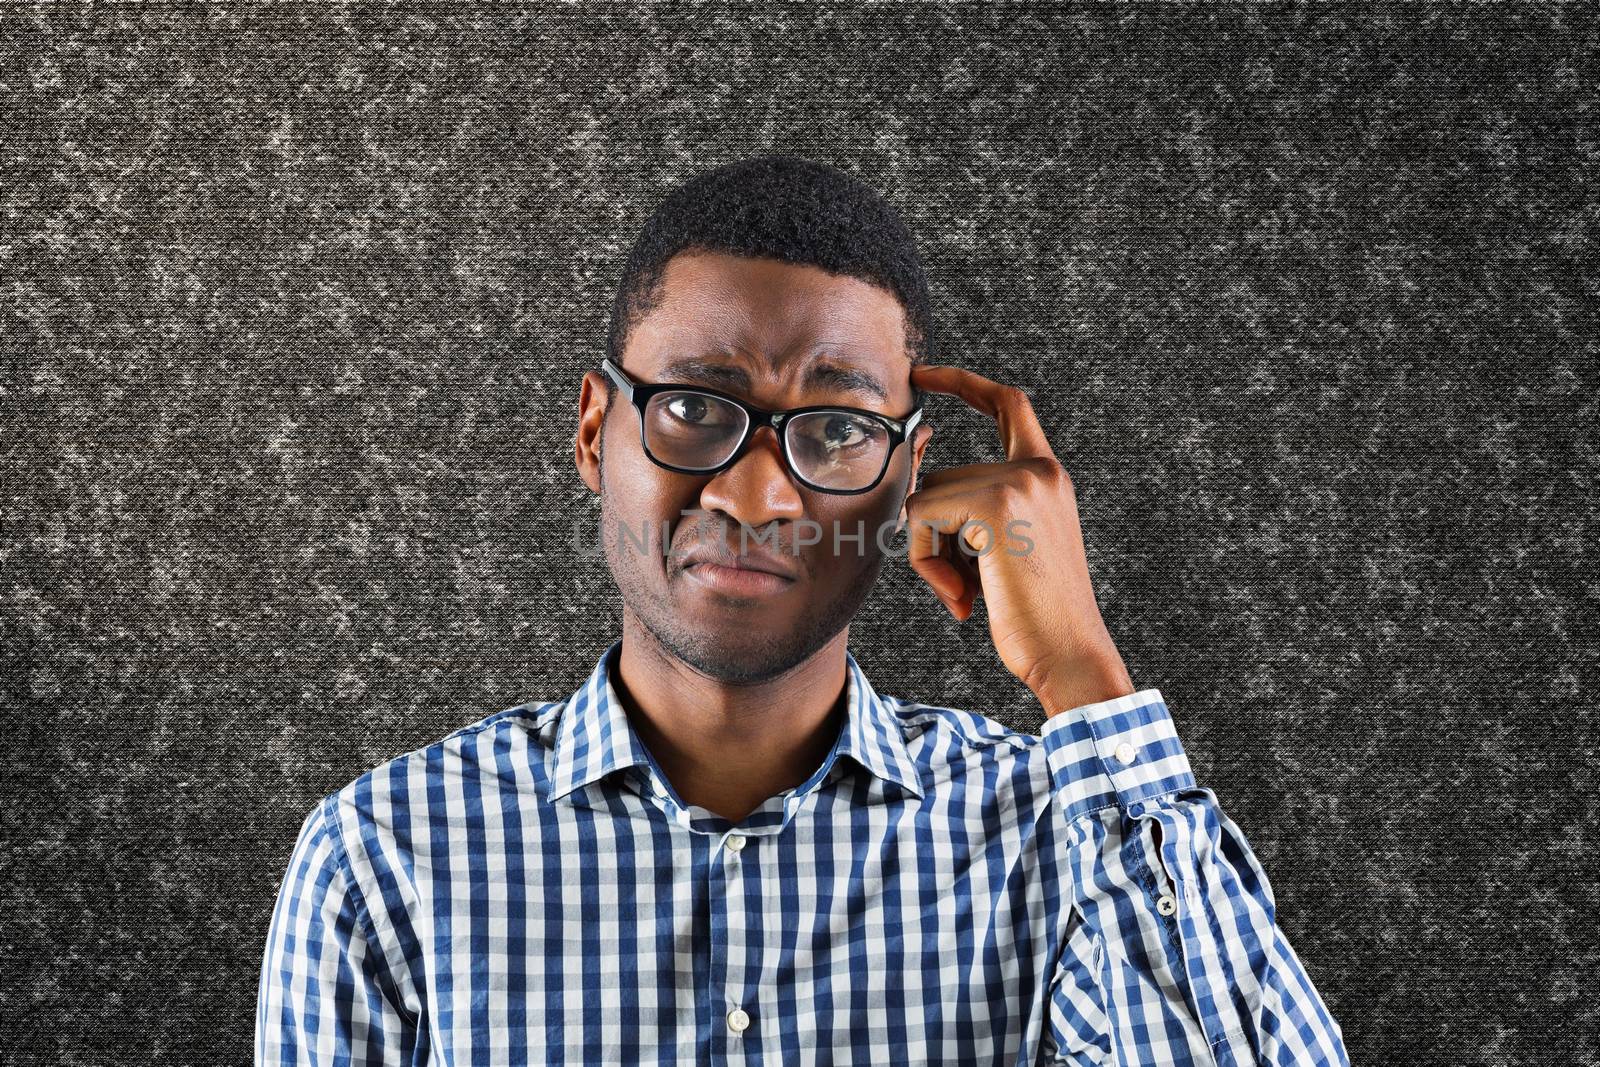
1034 654 1136 718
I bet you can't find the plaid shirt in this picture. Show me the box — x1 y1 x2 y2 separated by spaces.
257 638 1349 1065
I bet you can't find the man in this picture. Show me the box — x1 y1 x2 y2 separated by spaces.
257 155 1350 1065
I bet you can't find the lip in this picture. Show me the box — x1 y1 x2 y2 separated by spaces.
676 545 800 597
683 560 796 596
678 545 800 580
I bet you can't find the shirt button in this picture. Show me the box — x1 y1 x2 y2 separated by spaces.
725 834 747 852
1114 742 1138 765
727 1007 750 1032
1157 893 1178 916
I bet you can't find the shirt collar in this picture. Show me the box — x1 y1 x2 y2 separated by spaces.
546 639 926 807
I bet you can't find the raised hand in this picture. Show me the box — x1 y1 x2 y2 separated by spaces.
905 365 1135 716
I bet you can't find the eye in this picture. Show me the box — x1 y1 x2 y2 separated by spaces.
663 392 738 426
792 411 884 453
666 394 708 423
821 414 869 449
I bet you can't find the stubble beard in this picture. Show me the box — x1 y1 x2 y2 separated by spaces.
597 450 885 685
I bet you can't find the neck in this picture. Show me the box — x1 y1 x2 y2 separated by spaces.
612 615 850 824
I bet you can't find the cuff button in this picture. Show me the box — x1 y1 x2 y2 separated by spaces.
1114 742 1137 765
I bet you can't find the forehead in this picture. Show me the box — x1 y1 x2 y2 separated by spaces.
628 250 911 392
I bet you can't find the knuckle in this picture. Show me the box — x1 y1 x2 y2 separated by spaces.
1026 455 1067 484
1001 384 1033 409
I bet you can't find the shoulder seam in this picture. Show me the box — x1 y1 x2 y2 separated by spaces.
888 698 1038 753
438 700 560 745
368 700 565 774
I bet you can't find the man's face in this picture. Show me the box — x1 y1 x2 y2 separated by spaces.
575 249 933 684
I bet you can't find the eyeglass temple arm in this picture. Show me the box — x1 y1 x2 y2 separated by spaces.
600 358 633 400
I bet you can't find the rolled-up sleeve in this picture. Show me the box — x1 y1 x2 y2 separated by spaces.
256 797 415 1066
1036 688 1350 1066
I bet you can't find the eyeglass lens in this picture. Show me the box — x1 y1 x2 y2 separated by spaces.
643 389 893 491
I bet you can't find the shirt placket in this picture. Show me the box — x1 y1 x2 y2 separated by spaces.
649 780 797 1067
710 825 751 1065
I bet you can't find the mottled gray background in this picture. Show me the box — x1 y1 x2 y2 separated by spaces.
4 3 1594 1064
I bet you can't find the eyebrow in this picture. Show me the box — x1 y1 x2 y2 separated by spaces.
657 356 892 405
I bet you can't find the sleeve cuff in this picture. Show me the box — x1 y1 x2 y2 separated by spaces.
1038 687 1197 822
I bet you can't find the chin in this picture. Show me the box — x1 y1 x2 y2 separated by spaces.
638 603 839 686
672 627 807 684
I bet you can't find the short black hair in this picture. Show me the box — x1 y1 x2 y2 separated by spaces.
604 154 933 412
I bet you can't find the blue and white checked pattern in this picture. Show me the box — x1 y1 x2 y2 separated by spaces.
258 638 1349 1065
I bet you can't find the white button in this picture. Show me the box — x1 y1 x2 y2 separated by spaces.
1157 894 1177 916
727 1007 750 1032
725 834 747 852
1114 742 1137 765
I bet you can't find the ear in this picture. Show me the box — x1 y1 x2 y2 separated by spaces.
898 422 934 529
575 371 609 495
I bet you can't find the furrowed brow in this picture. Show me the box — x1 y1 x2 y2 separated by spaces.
657 358 753 392
804 362 890 404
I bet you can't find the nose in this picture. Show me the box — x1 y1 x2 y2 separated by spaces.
698 424 805 527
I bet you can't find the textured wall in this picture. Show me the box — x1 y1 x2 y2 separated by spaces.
4 4 1594 1064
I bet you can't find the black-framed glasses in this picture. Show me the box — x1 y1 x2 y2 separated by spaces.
600 357 924 495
